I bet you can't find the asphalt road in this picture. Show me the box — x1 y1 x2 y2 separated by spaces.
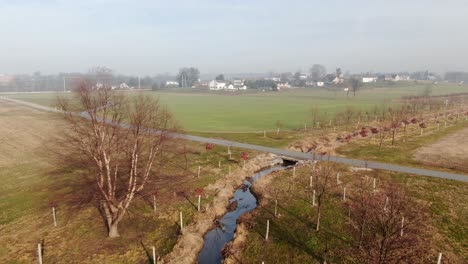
2 96 467 183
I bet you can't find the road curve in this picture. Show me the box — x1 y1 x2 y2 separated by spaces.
1 96 467 183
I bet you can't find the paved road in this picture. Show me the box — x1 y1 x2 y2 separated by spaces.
2 96 467 183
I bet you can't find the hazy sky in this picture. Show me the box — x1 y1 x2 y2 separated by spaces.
1 0 467 75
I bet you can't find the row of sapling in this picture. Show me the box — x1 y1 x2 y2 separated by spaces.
302 95 465 140
58 82 183 238
260 162 438 263
346 178 432 264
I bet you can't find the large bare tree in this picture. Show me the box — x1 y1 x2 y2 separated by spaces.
59 82 178 237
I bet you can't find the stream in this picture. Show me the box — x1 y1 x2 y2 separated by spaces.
197 165 286 264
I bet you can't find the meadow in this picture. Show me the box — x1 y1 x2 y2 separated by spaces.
6 82 468 132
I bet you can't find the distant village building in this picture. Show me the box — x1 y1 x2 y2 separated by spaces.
270 77 281 82
299 75 308 80
333 77 344 84
209 79 247 90
119 83 132 89
165 81 179 87
277 82 291 89
209 80 227 90
316 81 325 87
362 77 377 83
0 74 14 86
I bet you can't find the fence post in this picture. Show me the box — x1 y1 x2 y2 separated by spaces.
265 220 270 240
153 195 156 213
180 212 183 232
437 253 443 264
38 243 43 264
343 187 346 201
152 246 156 264
197 195 201 212
52 207 57 227
312 190 316 206
198 166 201 177
400 216 405 236
274 199 278 217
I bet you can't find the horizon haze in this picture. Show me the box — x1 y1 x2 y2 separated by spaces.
1 0 468 75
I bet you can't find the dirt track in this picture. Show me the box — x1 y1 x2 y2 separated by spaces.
414 127 468 172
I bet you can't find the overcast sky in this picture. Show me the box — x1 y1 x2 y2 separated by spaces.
1 0 467 75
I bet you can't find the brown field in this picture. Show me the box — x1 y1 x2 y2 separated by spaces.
413 127 468 172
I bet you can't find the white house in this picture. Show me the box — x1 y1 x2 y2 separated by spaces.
209 80 227 90
277 82 291 89
316 81 325 87
362 77 377 83
165 81 179 87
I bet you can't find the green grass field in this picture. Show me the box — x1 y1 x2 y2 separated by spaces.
5 82 468 132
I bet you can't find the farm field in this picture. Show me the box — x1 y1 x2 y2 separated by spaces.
0 101 248 263
413 127 468 172
5 82 468 132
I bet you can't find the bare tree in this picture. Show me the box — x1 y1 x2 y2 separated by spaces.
310 64 327 81
58 82 178 237
347 181 430 263
349 77 362 97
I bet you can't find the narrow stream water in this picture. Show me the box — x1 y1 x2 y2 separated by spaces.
197 165 286 264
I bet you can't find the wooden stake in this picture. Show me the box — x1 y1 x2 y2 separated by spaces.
265 220 270 240
373 178 376 193
274 199 278 217
312 190 316 206
197 195 201 212
384 197 389 212
152 246 156 264
343 187 346 201
180 211 183 232
309 175 313 188
38 243 43 264
218 160 221 168
52 207 57 227
437 253 442 264
400 216 405 236
153 195 156 213
263 130 266 138
243 160 246 169
197 166 201 177
336 173 340 184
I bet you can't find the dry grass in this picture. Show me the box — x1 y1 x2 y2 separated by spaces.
0 101 249 263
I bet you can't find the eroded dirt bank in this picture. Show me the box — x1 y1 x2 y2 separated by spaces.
163 153 280 264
